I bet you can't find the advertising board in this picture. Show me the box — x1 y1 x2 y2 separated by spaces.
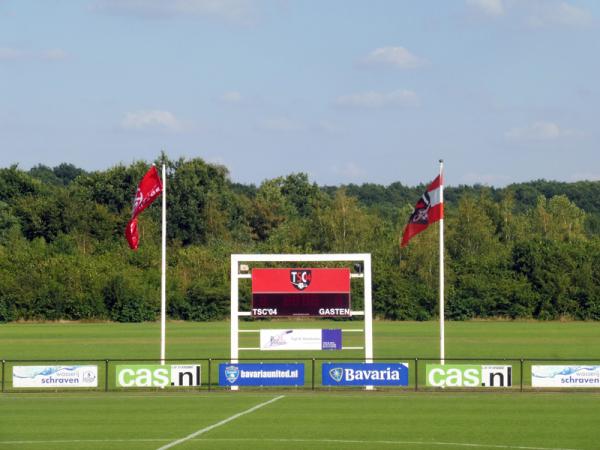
251 268 351 317
115 365 201 388
322 362 409 386
426 365 512 387
260 329 342 351
532 366 600 387
13 365 98 388
219 363 304 386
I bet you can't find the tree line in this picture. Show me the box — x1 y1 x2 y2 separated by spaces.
1 155 599 322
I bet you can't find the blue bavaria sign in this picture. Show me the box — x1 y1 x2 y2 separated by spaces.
322 362 409 386
219 363 305 386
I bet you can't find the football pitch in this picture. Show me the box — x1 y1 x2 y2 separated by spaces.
2 391 599 450
1 320 599 450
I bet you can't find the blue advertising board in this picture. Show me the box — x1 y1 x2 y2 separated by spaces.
322 362 409 386
219 363 305 386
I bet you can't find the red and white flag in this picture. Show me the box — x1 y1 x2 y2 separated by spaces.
125 166 163 250
401 174 443 247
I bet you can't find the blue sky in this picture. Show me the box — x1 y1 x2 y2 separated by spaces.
1 0 599 186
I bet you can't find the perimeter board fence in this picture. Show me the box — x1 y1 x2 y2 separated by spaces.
2 357 599 393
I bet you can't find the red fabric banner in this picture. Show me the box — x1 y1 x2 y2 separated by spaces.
401 174 443 247
125 166 163 250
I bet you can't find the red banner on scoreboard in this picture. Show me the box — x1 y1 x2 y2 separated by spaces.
251 268 351 317
252 268 350 293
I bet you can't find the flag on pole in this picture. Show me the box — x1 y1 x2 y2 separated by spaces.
401 162 446 364
125 166 163 250
401 174 443 247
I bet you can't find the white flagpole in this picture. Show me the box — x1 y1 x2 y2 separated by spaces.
160 164 167 365
439 159 445 365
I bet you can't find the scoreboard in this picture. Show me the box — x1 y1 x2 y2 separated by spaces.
251 268 351 317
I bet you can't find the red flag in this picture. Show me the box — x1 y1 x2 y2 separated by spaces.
401 174 443 247
125 166 163 250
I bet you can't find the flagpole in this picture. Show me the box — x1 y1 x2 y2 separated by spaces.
160 164 167 365
439 159 445 365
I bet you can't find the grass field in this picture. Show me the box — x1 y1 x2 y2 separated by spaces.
1 320 599 449
2 319 600 359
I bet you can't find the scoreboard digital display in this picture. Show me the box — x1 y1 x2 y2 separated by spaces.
251 268 351 317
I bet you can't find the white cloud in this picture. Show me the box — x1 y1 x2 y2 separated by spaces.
0 47 24 60
258 117 305 132
121 110 183 132
569 172 600 182
363 46 424 69
41 48 69 61
220 91 243 103
205 155 228 167
335 90 419 109
461 172 511 186
466 1 592 28
92 0 256 22
331 162 366 179
466 0 504 17
317 120 343 134
0 47 70 62
528 2 592 28
505 121 582 141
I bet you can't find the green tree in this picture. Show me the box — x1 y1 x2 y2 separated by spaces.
312 189 379 253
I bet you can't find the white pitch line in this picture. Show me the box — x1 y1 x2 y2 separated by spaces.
189 438 583 450
0 439 169 445
0 437 581 450
156 395 285 450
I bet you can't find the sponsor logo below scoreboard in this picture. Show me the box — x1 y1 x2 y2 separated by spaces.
260 329 342 351
322 363 409 386
13 365 98 388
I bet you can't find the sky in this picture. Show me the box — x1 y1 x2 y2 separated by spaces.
1 0 599 187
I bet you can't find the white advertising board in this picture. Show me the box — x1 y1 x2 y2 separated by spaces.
13 365 98 388
260 329 342 351
532 366 600 387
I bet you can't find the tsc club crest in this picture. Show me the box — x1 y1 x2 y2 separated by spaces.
290 270 311 290
408 191 431 225
329 367 344 383
224 365 240 384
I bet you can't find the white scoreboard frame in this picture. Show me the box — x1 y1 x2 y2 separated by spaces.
230 253 374 390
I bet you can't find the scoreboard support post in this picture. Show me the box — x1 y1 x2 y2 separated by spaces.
230 253 373 390
230 256 240 390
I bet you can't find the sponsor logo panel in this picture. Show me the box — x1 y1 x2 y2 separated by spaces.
260 329 342 351
321 329 342 350
322 363 409 386
218 363 305 386
426 365 512 387
13 365 98 388
115 365 201 388
532 365 600 387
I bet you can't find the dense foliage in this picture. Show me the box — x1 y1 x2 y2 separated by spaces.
1 156 599 322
